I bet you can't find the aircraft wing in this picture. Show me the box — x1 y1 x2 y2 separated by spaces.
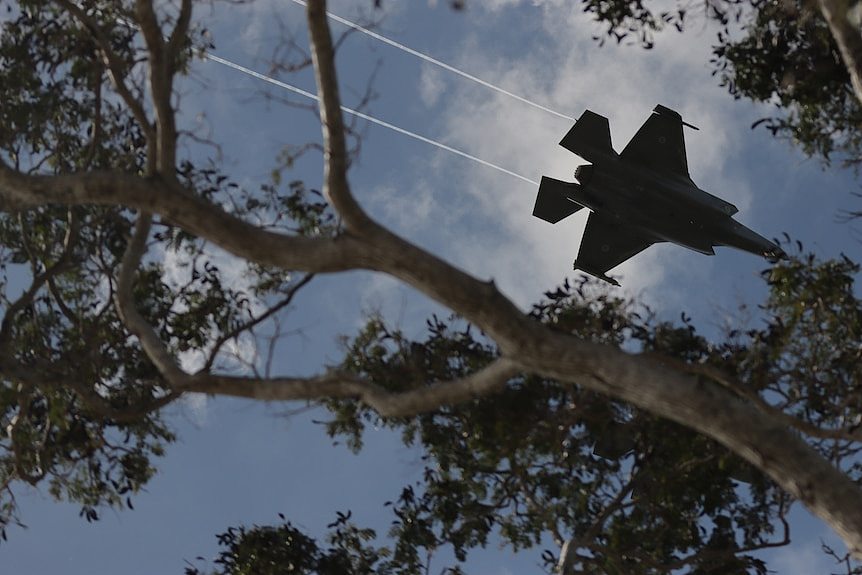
574 212 654 285
620 105 696 183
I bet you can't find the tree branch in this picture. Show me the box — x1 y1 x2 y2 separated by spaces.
55 0 156 163
522 347 862 558
134 0 178 175
202 273 315 372
167 0 192 75
817 0 862 105
184 357 520 417
0 164 371 272
113 212 190 386
306 0 375 234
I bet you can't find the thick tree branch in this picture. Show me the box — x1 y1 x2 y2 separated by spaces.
306 0 375 234
0 164 373 272
167 0 192 75
818 0 862 105
0 161 533 352
114 212 191 385
135 0 178 175
519 347 862 558
0 165 533 350
184 357 520 417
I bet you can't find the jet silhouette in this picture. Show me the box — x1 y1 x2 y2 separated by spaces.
533 104 786 286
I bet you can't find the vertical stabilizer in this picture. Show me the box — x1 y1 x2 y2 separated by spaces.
559 110 617 163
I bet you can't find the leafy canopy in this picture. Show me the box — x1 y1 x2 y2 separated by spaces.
188 250 862 574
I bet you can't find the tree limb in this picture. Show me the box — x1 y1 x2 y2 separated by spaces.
817 0 862 106
184 356 521 417
113 212 190 386
54 0 156 164
0 164 372 272
306 0 376 234
135 0 178 175
167 0 193 75
202 273 315 372
520 347 862 558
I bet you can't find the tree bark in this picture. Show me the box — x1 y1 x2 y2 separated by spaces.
818 0 862 107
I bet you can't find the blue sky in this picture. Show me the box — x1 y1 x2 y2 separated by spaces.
2 0 860 573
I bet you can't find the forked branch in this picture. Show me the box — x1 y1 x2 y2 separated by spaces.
55 0 156 163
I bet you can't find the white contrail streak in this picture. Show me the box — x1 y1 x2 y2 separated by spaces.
287 0 576 122
105 0 544 185
205 54 540 186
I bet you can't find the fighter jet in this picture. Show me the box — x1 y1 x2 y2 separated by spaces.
533 104 786 286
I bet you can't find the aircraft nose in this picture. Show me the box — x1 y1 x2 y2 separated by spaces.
764 247 788 263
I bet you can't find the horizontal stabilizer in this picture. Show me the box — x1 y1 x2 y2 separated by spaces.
559 110 617 163
533 176 584 224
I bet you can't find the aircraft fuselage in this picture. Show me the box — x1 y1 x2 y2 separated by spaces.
568 154 779 261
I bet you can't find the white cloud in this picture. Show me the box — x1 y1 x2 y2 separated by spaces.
480 0 528 12
419 64 447 107
368 177 454 234
179 392 210 427
158 240 273 421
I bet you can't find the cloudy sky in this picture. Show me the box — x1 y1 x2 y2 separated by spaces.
2 0 859 573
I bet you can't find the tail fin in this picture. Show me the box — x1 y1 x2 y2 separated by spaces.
533 176 584 224
559 110 617 162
